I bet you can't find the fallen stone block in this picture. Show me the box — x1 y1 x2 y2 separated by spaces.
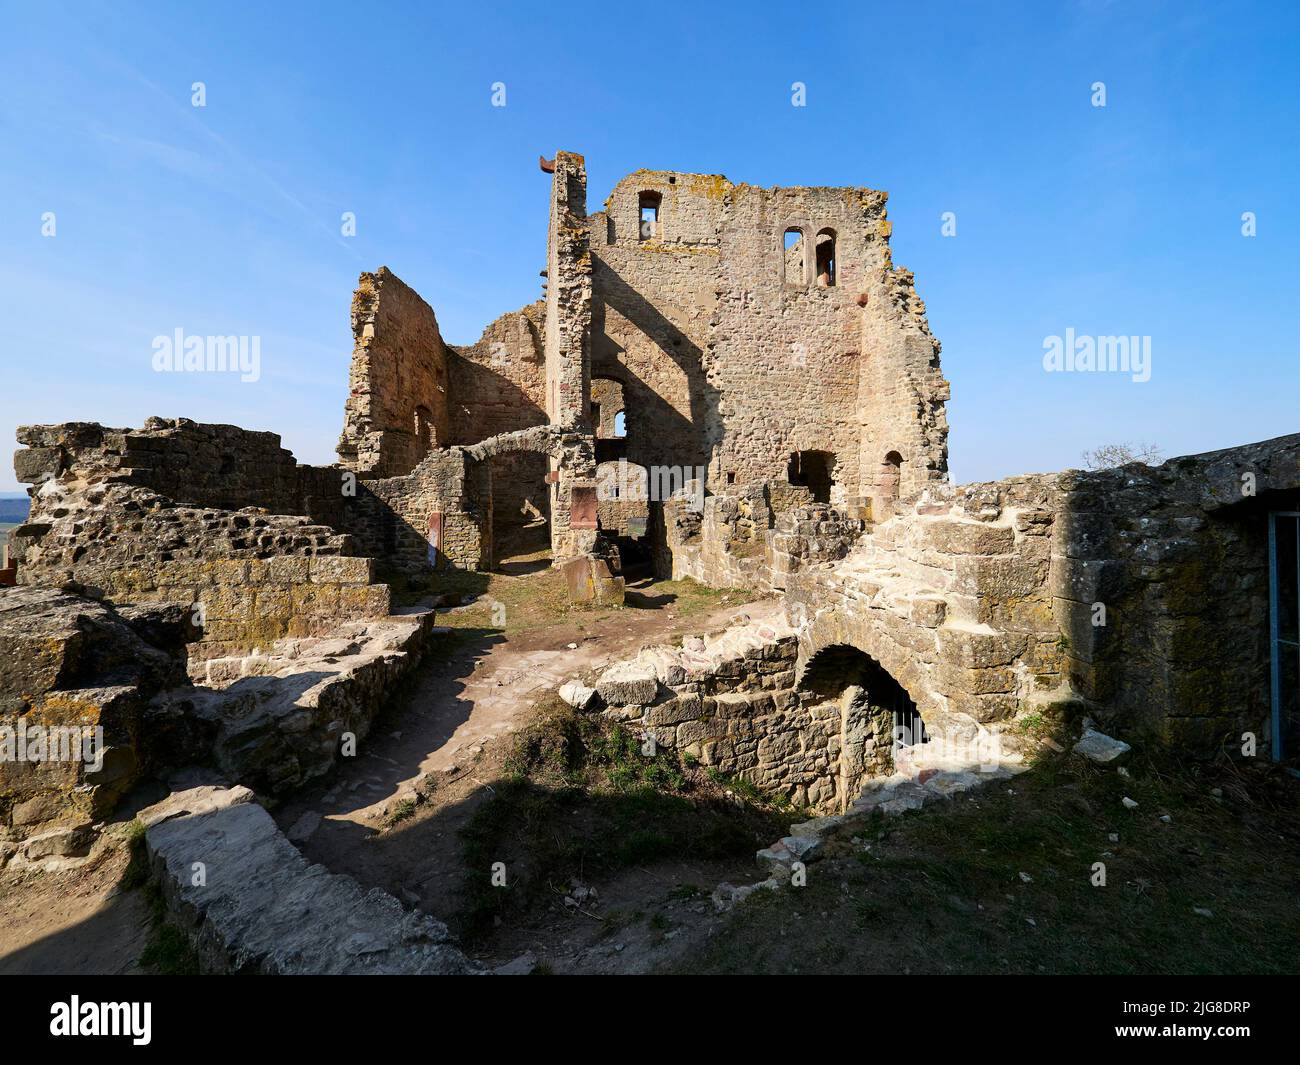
22 824 93 860
558 681 598 710
595 662 658 707
712 878 780 912
1073 727 1131 764
495 952 538 975
137 784 255 828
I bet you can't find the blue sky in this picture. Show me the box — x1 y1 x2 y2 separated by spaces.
1 0 1297 492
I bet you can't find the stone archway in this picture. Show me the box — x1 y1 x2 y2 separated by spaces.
798 642 928 802
464 425 597 566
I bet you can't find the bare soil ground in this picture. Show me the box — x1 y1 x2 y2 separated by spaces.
0 826 150 975
270 568 775 965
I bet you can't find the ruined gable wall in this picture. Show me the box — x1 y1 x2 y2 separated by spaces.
338 267 451 479
857 258 950 507
588 169 950 516
709 184 885 500
448 303 549 530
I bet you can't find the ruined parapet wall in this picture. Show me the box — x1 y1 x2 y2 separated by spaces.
589 171 723 474
338 267 451 479
856 253 950 511
0 587 191 843
14 418 346 518
1053 435 1300 749
12 481 387 662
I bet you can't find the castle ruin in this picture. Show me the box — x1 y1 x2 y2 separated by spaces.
4 151 1297 899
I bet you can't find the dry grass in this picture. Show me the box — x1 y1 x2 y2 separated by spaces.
676 749 1300 975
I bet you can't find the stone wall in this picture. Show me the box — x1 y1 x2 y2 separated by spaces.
12 480 388 661
782 434 1300 755
11 421 395 659
590 608 920 811
587 169 950 512
339 448 490 572
338 267 452 478
0 588 191 843
14 418 346 520
662 487 865 592
449 303 549 528
1052 437 1300 748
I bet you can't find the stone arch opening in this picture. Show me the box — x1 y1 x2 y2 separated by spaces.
488 450 551 574
783 227 805 286
788 449 835 504
799 643 928 801
880 450 903 505
815 228 837 287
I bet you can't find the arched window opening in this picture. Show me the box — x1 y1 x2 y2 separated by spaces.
815 229 837 287
638 191 661 240
881 450 903 501
783 227 805 286
613 411 627 438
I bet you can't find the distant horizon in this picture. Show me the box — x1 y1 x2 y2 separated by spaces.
3 1 1297 492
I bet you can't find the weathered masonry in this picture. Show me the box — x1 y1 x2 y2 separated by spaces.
6 150 1300 846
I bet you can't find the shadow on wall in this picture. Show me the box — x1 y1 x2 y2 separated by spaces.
1055 475 1290 753
591 261 719 473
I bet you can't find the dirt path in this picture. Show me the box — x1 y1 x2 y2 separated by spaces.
272 584 778 923
0 841 149 975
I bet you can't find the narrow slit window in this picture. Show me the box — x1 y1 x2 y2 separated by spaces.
783 227 805 286
816 229 837 287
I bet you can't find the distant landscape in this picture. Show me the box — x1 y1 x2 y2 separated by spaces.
0 494 29 560
0 506 29 524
